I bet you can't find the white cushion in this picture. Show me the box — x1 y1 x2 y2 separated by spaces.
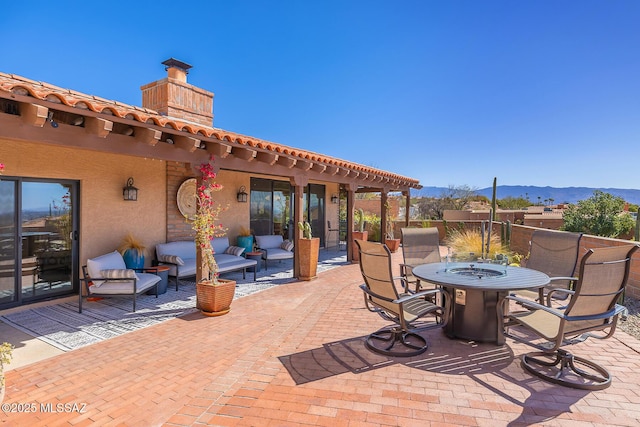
87 251 127 287
88 272 160 295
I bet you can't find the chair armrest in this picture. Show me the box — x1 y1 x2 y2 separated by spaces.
395 288 443 304
505 294 565 318
549 276 578 283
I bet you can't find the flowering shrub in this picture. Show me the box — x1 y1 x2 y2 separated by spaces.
189 157 227 283
0 163 4 174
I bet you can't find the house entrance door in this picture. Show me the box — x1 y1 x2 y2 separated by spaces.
0 179 79 309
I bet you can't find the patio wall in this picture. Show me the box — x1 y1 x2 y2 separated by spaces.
402 220 640 299
1 139 167 267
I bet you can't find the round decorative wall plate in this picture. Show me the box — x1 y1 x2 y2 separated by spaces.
177 178 197 220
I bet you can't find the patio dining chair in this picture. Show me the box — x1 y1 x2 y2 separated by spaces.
502 244 639 390
355 239 448 357
516 229 582 306
400 227 441 293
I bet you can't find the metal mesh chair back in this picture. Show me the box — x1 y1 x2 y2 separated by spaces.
401 227 441 266
356 239 400 313
526 229 582 291
563 245 638 333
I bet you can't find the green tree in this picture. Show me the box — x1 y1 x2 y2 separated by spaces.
561 190 635 238
497 196 530 210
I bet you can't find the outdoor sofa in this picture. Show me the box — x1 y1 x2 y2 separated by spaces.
155 237 257 289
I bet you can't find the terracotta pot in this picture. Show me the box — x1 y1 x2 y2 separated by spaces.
385 238 401 253
352 231 368 263
298 237 320 281
196 279 236 316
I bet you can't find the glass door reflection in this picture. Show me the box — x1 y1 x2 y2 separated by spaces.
21 182 74 300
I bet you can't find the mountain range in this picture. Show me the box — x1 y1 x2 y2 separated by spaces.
416 186 640 205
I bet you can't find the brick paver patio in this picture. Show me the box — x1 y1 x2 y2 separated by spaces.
2 254 640 426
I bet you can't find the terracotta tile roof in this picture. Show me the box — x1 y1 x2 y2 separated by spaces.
0 72 422 189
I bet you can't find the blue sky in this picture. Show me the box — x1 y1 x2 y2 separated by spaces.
2 1 639 191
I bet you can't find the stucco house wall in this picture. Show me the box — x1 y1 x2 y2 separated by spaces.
1 138 166 267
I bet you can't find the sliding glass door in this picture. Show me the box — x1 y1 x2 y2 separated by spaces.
249 178 326 246
0 178 78 309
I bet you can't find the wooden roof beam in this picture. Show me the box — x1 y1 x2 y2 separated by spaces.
325 165 339 175
21 103 48 127
277 156 296 168
173 135 201 152
85 117 113 138
231 146 256 161
295 159 312 171
311 163 326 173
205 141 231 158
255 151 278 165
136 127 162 146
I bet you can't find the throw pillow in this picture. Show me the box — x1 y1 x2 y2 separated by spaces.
158 254 185 265
281 240 294 252
224 246 245 257
100 269 137 279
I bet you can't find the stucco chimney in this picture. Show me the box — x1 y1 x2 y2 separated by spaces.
140 58 214 126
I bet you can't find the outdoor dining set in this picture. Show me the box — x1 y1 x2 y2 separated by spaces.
355 227 639 391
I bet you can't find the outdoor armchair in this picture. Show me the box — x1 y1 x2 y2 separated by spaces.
502 244 639 390
80 250 161 313
399 227 441 293
255 235 294 270
516 229 582 306
355 239 448 357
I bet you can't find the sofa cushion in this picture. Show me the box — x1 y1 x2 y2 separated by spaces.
280 240 294 251
263 248 294 260
87 251 127 287
157 254 185 265
211 237 231 255
255 235 285 250
224 246 245 257
88 272 160 295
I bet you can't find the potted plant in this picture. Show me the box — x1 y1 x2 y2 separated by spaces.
1 342 13 404
236 226 254 255
384 201 401 253
189 157 234 316
352 208 368 263
297 221 320 280
118 233 146 269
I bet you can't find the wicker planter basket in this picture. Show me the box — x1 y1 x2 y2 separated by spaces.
298 237 320 281
196 279 236 316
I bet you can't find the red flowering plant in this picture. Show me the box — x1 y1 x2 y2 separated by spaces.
189 157 228 284
0 163 5 174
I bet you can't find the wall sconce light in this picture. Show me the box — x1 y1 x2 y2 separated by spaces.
237 186 248 203
331 194 339 204
48 112 58 128
123 177 138 201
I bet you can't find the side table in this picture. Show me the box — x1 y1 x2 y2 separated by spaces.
145 265 170 295
245 251 262 272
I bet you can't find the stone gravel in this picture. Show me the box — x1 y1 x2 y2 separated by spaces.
619 297 640 340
